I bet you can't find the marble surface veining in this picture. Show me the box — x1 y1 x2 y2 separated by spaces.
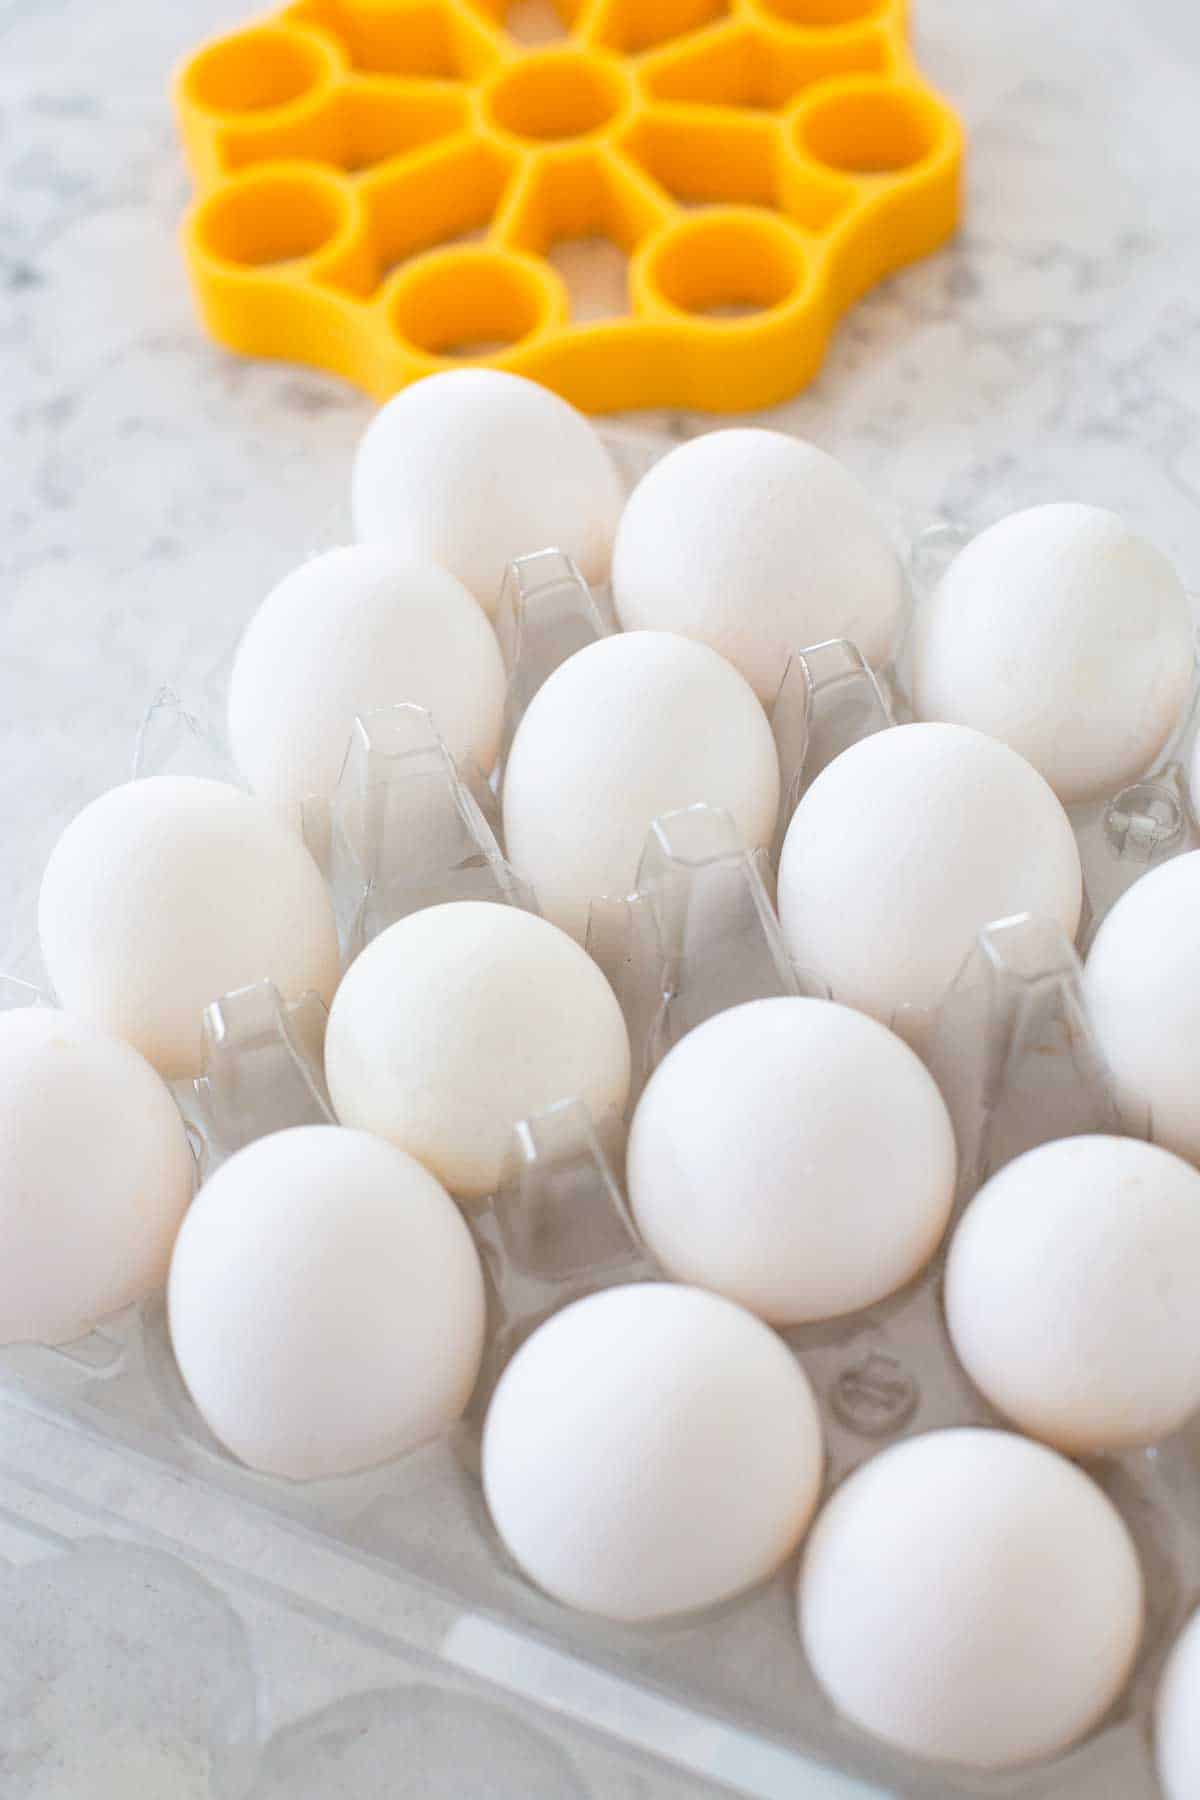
1 1 1199 1794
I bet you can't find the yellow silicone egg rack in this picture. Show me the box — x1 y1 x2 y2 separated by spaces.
175 0 963 413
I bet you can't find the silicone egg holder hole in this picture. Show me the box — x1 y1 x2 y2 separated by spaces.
173 1 963 411
8 489 1200 1800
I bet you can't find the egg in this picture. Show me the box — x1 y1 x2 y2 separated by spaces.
912 504 1193 806
799 1428 1144 1770
0 1007 194 1345
777 722 1082 1024
1084 852 1200 1162
502 632 779 941
1158 1608 1200 1800
39 777 340 1080
168 1125 485 1480
227 546 507 812
325 901 630 1200
483 1283 824 1621
627 998 956 1325
351 370 623 616
611 429 905 704
946 1136 1200 1452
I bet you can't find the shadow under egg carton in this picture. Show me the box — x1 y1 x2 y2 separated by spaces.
8 501 1200 1797
172 0 963 412
0 1450 715 1799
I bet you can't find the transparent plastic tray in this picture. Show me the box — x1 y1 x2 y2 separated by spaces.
4 430 1200 1799
0 1403 731 1798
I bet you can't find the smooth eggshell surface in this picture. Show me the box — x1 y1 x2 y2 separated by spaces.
351 369 624 616
627 998 956 1324
946 1136 1200 1452
1158 1608 1200 1800
913 503 1194 805
324 901 631 1200
502 632 780 941
777 722 1082 1024
612 430 905 703
799 1428 1144 1770
168 1126 486 1480
483 1283 824 1621
228 546 506 811
38 777 341 1080
1084 851 1200 1163
0 1007 194 1346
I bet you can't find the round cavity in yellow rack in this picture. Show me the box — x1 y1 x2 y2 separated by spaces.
181 22 341 117
751 0 886 28
386 245 567 361
797 75 950 176
194 163 358 271
174 0 964 411
637 208 813 325
482 47 634 145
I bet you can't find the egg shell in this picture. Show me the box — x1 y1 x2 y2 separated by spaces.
0 1007 194 1346
946 1136 1200 1452
227 546 507 812
168 1125 486 1481
799 1428 1144 1770
912 503 1194 805
777 721 1082 1024
627 997 956 1324
502 631 780 942
611 429 905 704
351 370 623 616
324 900 631 1200
38 777 341 1080
1084 852 1200 1163
1157 1607 1200 1800
483 1283 824 1622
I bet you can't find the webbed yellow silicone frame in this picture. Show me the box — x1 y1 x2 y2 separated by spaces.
175 0 963 413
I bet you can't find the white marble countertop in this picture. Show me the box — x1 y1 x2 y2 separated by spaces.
1 0 1199 1792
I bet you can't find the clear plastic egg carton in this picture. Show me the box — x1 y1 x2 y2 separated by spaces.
0 1401 724 1798
4 428 1200 1799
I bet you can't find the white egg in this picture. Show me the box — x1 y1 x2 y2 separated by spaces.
325 901 630 1200
1158 1607 1200 1800
502 632 779 941
351 370 623 616
168 1125 485 1480
627 998 956 1324
912 504 1194 806
799 1428 1144 1770
227 546 507 811
777 722 1082 1024
39 777 340 1081
946 1136 1200 1452
611 429 905 704
1084 852 1200 1163
483 1283 824 1621
0 1007 194 1346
